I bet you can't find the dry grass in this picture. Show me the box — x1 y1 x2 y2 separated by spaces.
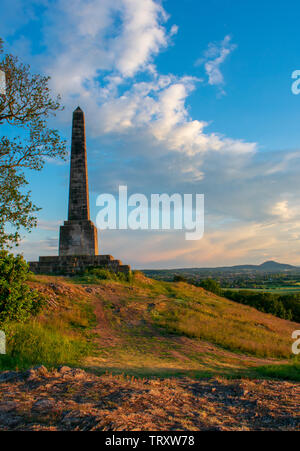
152 282 297 358
0 366 299 431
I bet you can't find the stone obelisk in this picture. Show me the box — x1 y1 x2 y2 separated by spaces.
59 107 98 256
29 107 130 275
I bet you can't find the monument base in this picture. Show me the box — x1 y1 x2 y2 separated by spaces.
59 220 98 256
29 255 131 276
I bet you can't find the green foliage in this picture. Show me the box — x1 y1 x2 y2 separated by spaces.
0 39 66 248
277 294 300 322
198 278 222 295
223 290 298 322
0 251 43 325
74 266 133 284
87 267 119 280
173 275 188 283
0 321 91 370
0 168 39 247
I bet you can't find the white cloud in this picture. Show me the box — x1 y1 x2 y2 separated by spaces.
112 0 169 77
40 1 253 164
269 199 300 222
196 35 236 95
44 0 172 94
85 74 256 162
265 151 300 175
170 24 179 36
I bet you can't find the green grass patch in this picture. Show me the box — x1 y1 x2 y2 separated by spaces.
72 267 133 285
0 321 93 371
255 360 300 382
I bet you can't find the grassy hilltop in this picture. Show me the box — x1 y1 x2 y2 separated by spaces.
1 271 299 381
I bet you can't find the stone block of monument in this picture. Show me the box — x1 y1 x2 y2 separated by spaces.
29 107 130 275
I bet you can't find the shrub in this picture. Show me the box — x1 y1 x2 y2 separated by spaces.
87 267 117 280
173 275 188 283
199 279 222 295
223 290 296 321
0 251 43 325
75 266 133 284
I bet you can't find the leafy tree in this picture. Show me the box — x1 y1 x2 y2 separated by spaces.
0 251 43 325
0 38 66 248
199 278 222 295
278 294 300 323
223 290 296 321
173 274 188 283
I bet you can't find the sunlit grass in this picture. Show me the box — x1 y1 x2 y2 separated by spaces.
0 286 97 371
0 321 92 370
151 282 297 358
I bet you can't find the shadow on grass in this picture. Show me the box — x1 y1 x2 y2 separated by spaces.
2 354 299 382
80 364 257 381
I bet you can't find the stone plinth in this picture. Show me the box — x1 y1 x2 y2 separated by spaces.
59 220 98 256
29 255 130 276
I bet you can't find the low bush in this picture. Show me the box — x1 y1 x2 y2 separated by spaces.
0 251 43 325
74 266 133 284
198 279 222 295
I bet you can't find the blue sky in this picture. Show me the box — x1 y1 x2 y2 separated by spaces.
2 0 300 268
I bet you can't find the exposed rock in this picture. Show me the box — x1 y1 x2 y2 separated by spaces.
0 371 20 383
25 365 49 381
32 399 55 411
0 401 17 412
58 366 72 374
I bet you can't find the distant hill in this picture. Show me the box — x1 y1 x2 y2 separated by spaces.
144 261 299 275
229 261 298 272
